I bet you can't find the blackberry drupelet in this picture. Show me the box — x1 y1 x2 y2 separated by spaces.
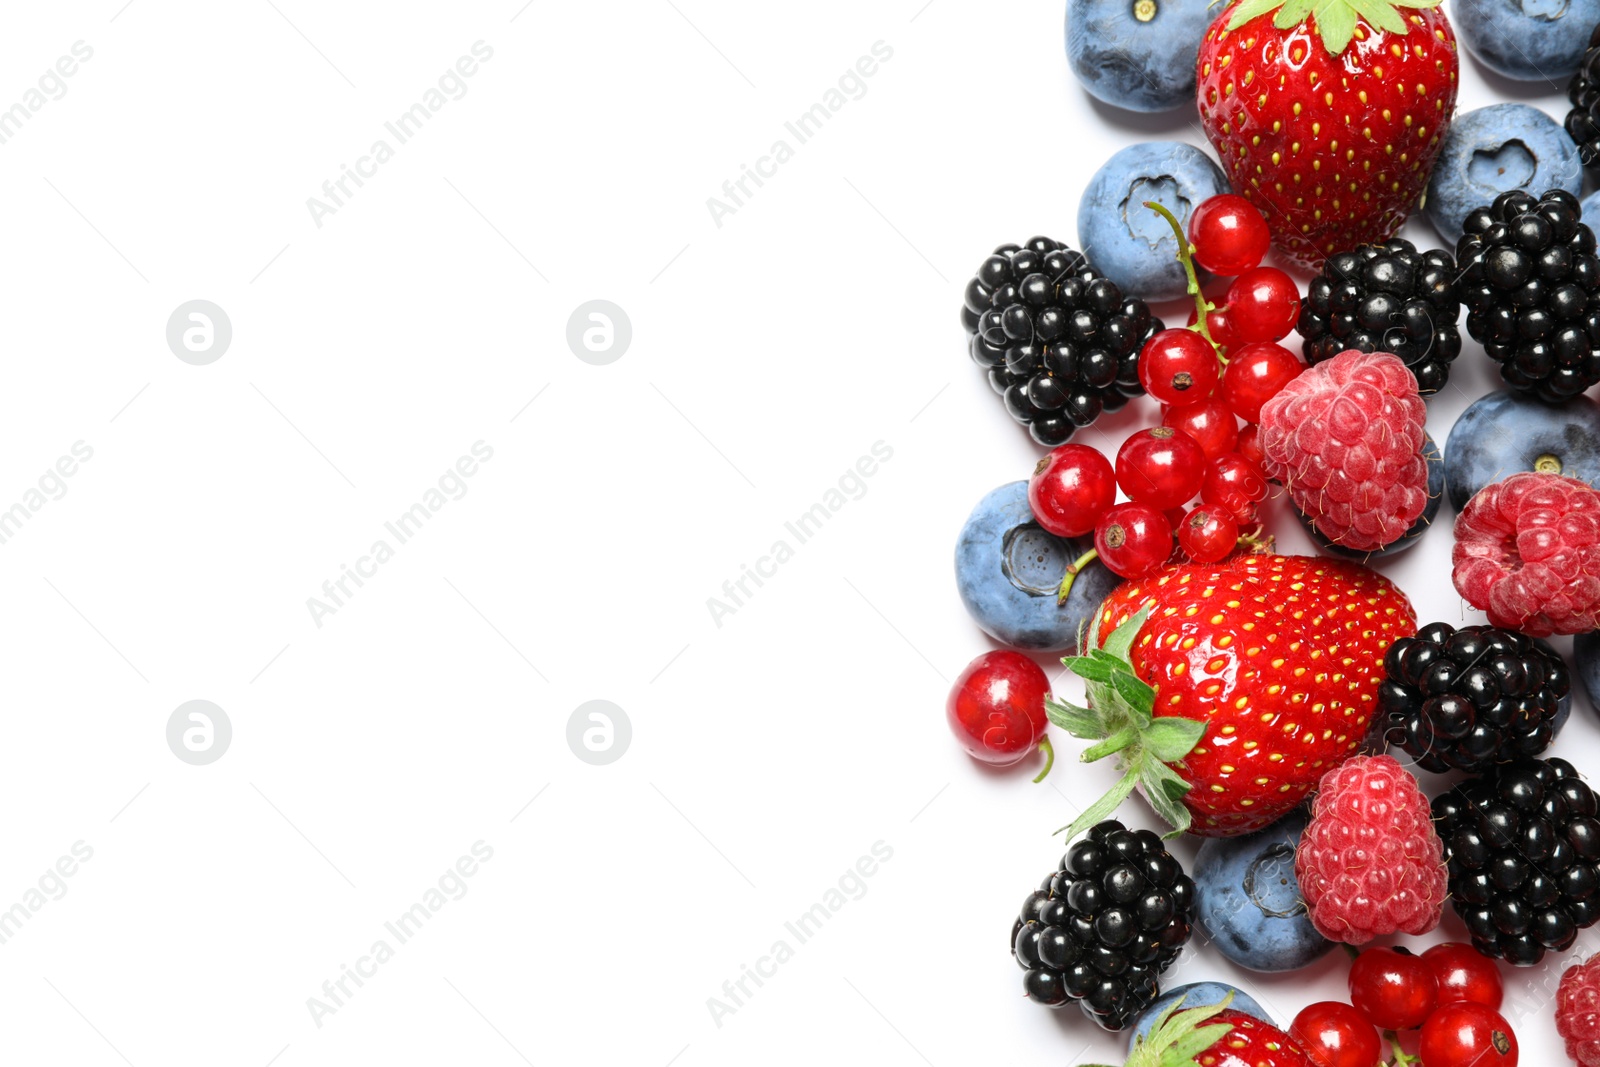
1433 758 1600 967
1010 819 1194 1031
1297 238 1462 395
1566 24 1600 177
1458 189 1600 401
964 238 1163 447
1376 623 1570 774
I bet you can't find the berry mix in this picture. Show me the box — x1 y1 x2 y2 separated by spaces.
946 1 1600 1064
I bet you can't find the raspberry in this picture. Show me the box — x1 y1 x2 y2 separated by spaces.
1258 349 1429 551
1295 754 1447 945
1558 954 1600 1067
1452 472 1600 637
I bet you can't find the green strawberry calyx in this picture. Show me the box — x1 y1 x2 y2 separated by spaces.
1225 0 1442 56
1045 606 1206 839
1080 992 1237 1067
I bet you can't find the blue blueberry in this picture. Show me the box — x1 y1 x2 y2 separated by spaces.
1078 142 1230 302
1425 104 1581 246
1297 433 1443 559
1455 0 1600 82
1575 631 1600 717
1584 189 1600 228
1192 809 1333 973
1443 389 1600 511
1066 0 1215 113
955 480 1120 652
1126 982 1270 1052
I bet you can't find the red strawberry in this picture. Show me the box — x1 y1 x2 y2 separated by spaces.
1113 998 1311 1067
1195 0 1459 268
1048 554 1416 838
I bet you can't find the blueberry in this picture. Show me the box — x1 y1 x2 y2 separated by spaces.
1192 810 1334 972
1584 189 1600 228
1296 432 1443 559
1077 142 1230 302
1125 982 1270 1052
1455 0 1600 82
1066 0 1214 113
1425 104 1582 246
1444 389 1600 510
1574 631 1600 719
955 481 1121 652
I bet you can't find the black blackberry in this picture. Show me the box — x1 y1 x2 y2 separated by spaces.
1297 238 1462 395
1458 189 1600 401
1433 758 1600 966
1009 819 1194 1031
963 238 1163 447
1375 623 1571 774
1565 23 1600 176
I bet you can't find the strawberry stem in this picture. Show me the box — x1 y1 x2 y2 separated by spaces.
1032 736 1055 783
1056 547 1100 605
1081 727 1137 763
1143 200 1226 365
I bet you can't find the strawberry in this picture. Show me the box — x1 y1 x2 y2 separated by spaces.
1195 0 1459 268
1047 554 1416 838
1087 995 1311 1067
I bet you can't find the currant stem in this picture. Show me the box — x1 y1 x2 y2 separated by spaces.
1032 736 1056 783
1387 1032 1419 1067
1143 200 1225 363
1057 548 1100 605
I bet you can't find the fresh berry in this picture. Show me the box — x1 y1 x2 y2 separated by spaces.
1452 472 1600 637
1459 0 1599 82
947 651 1051 768
1444 389 1600 511
1570 26 1600 179
1458 189 1600 401
1348 946 1438 1031
1201 452 1268 522
1117 427 1207 510
1049 555 1417 837
1176 1009 1312 1067
1094 503 1174 580
1433 757 1600 966
1556 952 1600 1066
962 238 1163 446
1177 508 1237 564
1196 0 1459 268
1029 444 1117 538
1298 430 1442 560
1290 1001 1382 1067
1374 623 1570 774
1140 328 1220 405
1226 267 1301 343
1418 1002 1518 1067
1010 819 1194 1029
1236 423 1264 466
1065 0 1216 113
1193 810 1333 972
1423 942 1504 1011
1189 194 1271 277
1127 982 1271 1051
1189 303 1239 350
1220 341 1303 423
1163 397 1239 460
1258 349 1428 551
1429 106 1583 246
1298 238 1462 396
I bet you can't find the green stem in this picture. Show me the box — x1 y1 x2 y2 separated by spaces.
1143 200 1226 364
1056 548 1099 605
1388 1032 1419 1066
1342 943 1361 962
1081 726 1137 764
1032 735 1055 783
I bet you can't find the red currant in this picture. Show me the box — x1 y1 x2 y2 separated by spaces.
1115 427 1206 510
1201 452 1269 521
1162 397 1238 461
1221 341 1304 422
1094 503 1172 580
1289 1001 1382 1067
946 651 1049 767
1189 194 1271 276
1422 943 1504 1011
1236 422 1265 466
1349 946 1438 1031
1185 304 1238 351
1139 328 1219 406
1418 1003 1518 1067
1226 266 1302 343
1028 444 1115 538
1177 507 1238 563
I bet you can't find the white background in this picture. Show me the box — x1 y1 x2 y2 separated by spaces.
0 1 1594 1064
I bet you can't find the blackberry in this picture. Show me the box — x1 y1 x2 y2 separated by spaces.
1375 623 1570 774
1566 23 1600 177
1458 189 1600 401
1433 758 1600 966
1009 819 1194 1031
1297 238 1462 396
963 238 1162 447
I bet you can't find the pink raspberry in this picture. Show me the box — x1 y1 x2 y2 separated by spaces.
1258 349 1428 551
1453 472 1600 637
1294 754 1447 945
1559 955 1600 1067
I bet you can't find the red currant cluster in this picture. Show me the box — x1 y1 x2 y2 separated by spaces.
1290 945 1517 1067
